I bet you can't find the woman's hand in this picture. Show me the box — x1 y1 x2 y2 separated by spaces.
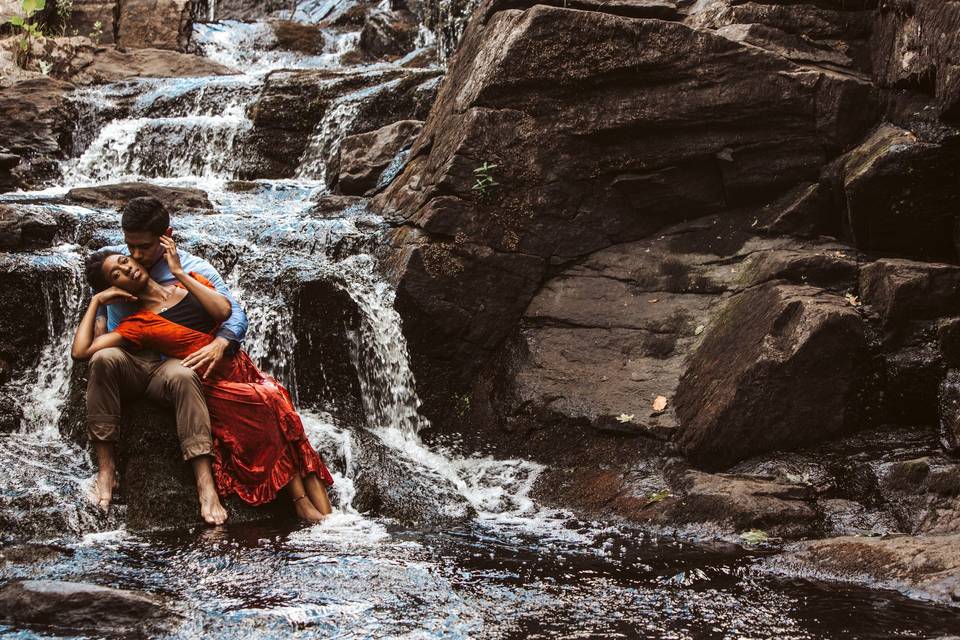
95 286 138 306
159 235 184 277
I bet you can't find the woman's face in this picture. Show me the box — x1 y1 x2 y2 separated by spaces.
102 254 148 294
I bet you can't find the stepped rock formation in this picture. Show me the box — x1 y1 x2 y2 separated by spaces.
373 0 960 552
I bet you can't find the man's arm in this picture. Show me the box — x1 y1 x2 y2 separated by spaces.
186 257 248 347
178 256 249 379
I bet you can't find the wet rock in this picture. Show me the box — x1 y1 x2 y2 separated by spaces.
116 0 194 51
0 153 19 192
635 464 820 539
882 340 944 427
270 20 326 55
687 0 873 71
375 0 875 427
820 498 900 537
121 402 288 531
197 0 291 22
351 428 476 529
311 195 368 217
72 47 237 84
754 182 832 238
0 394 21 433
359 9 419 59
66 182 213 210
876 457 960 535
833 124 960 261
768 534 960 604
0 77 74 192
0 254 74 374
242 68 438 179
0 579 173 636
859 259 960 327
940 370 960 453
0 205 58 251
872 0 960 121
674 283 870 470
338 120 423 195
291 277 365 423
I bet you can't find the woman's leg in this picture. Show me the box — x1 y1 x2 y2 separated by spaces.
288 474 325 521
303 474 332 515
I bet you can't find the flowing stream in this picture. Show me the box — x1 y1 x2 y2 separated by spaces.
2 5 960 639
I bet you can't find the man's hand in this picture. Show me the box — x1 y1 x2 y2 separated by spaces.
159 235 184 278
181 337 230 379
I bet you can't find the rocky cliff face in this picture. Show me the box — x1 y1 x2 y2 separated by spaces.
374 0 960 540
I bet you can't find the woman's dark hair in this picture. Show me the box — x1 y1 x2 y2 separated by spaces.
121 197 170 235
85 250 121 293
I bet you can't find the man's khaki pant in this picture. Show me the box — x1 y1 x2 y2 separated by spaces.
86 347 214 460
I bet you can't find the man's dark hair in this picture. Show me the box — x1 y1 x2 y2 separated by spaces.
121 197 170 235
85 250 121 293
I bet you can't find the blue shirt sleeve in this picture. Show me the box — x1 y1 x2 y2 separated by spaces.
185 257 248 349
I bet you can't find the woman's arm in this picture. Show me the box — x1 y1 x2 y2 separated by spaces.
161 236 231 322
71 289 134 360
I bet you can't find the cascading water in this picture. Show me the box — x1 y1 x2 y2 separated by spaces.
3 4 960 639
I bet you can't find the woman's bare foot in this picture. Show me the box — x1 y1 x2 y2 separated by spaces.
293 495 326 522
303 474 332 516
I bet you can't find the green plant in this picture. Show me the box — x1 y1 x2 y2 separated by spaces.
5 0 48 67
88 19 102 45
739 529 769 545
471 161 499 196
56 0 72 35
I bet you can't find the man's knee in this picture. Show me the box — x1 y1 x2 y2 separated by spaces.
88 347 127 374
164 364 202 391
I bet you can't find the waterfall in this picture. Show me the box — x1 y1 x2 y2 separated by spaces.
5 247 85 435
339 255 425 435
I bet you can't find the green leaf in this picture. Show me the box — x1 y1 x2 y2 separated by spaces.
8 15 25 26
739 529 769 545
22 0 46 15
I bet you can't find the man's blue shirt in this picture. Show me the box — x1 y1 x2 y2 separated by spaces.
98 245 248 348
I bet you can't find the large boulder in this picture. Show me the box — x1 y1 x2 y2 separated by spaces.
674 283 870 470
940 370 960 453
338 119 423 195
116 0 194 51
0 205 59 251
72 47 237 84
829 124 960 261
872 0 960 121
359 9 420 59
0 78 74 192
65 182 213 210
374 0 875 430
766 534 960 604
351 428 476 528
120 402 289 531
859 258 960 327
0 580 173 636
636 464 820 539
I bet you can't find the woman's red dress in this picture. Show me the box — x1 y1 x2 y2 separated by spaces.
113 275 334 506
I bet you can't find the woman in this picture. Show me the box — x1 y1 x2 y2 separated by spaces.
71 236 334 523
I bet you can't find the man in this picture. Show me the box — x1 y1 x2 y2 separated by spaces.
86 196 248 526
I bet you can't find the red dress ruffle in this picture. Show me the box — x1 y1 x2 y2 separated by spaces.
114 275 334 506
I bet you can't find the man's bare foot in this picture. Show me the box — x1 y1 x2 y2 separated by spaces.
93 467 118 512
293 495 326 523
198 485 228 525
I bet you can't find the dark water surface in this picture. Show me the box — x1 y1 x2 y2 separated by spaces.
3 517 959 639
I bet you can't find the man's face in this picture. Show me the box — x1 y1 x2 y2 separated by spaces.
123 230 164 269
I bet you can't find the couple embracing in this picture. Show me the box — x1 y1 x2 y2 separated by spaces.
71 197 334 525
